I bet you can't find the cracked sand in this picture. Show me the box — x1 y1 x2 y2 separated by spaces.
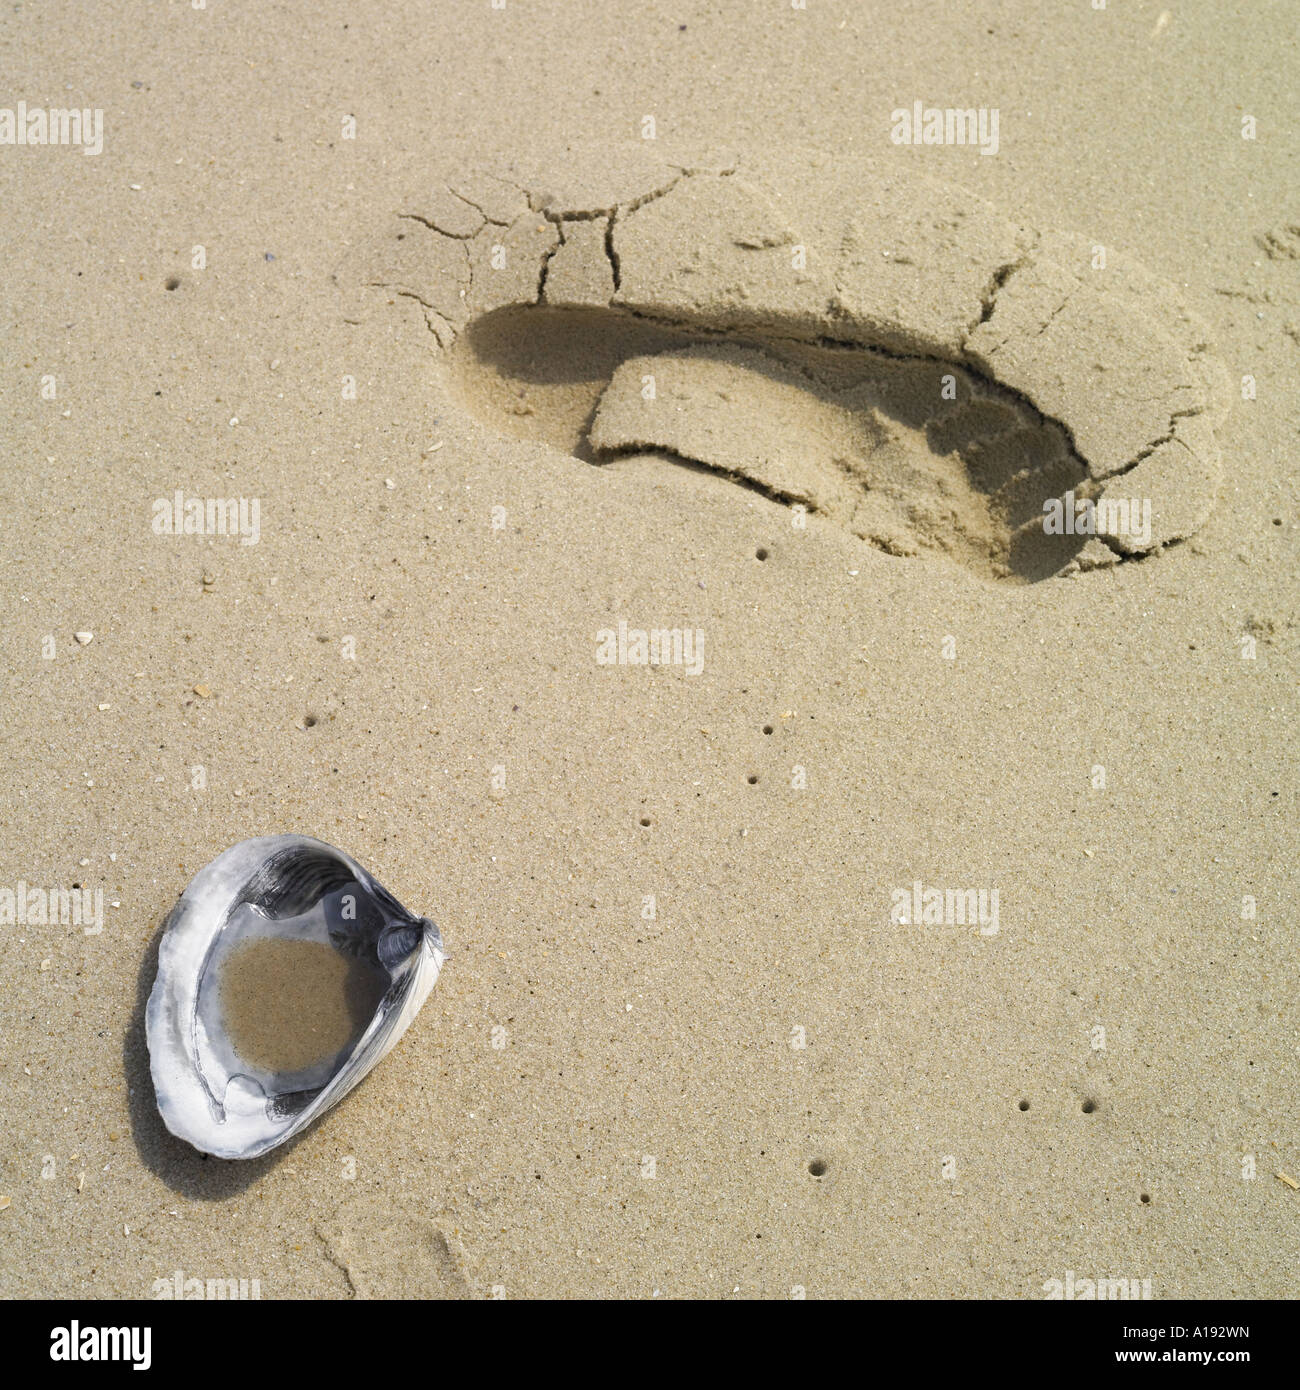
337 145 1231 582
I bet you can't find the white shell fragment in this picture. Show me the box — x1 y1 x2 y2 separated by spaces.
146 835 444 1159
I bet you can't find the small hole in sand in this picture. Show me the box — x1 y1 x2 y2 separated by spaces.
303 714 318 728
762 724 774 735
1082 1099 1097 1114
747 774 759 785
639 816 651 827
164 277 180 291
1018 1099 1030 1112
1140 1192 1151 1204
808 1159 827 1177
755 547 769 561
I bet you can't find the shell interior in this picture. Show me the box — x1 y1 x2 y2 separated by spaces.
146 836 443 1158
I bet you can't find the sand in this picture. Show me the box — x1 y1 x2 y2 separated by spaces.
219 936 386 1076
0 1 1296 1299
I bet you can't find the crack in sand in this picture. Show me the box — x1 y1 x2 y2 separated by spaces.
599 440 822 515
1103 407 1206 479
967 234 1042 337
536 222 564 302
398 211 480 241
446 186 514 226
604 212 622 292
376 286 459 348
525 171 688 223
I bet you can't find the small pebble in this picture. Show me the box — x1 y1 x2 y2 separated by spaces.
75 631 93 645
193 684 212 698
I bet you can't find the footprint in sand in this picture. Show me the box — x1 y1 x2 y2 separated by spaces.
337 146 1230 583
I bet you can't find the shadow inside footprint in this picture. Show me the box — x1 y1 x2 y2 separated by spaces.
451 306 1090 582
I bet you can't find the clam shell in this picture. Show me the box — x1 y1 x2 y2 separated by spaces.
146 835 444 1159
